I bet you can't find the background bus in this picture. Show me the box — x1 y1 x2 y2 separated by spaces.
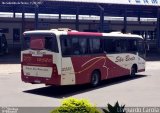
21 29 145 86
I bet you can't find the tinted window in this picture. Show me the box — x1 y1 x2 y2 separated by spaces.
79 38 87 54
104 38 138 54
120 40 127 53
89 38 103 54
61 36 88 56
127 39 138 52
115 39 128 53
104 39 116 53
115 39 122 53
104 38 127 53
72 38 80 55
61 38 72 56
45 37 58 52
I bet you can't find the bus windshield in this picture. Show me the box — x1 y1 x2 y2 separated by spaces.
22 35 58 52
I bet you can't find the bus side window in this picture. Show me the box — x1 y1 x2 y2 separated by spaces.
116 40 122 53
120 40 127 53
89 38 103 54
61 36 88 56
72 37 80 55
79 38 87 54
104 39 116 53
61 38 71 56
127 39 138 53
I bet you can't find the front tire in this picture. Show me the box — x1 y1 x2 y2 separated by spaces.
90 71 100 87
130 66 137 77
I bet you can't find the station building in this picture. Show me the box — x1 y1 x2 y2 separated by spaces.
0 0 160 53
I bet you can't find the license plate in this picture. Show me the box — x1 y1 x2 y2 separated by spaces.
34 80 41 83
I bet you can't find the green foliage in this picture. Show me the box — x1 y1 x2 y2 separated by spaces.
102 101 126 113
51 97 101 113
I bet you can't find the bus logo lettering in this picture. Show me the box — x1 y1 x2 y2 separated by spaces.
126 55 135 61
37 58 52 63
115 56 124 62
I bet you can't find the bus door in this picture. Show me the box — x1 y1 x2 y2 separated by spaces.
60 36 76 85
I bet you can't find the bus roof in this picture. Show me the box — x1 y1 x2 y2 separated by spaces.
67 31 143 39
24 29 143 39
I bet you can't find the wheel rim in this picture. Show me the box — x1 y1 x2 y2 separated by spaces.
91 72 99 86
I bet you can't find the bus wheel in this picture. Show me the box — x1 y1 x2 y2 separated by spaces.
90 71 100 87
130 65 137 77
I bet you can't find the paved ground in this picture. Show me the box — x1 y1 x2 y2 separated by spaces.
0 58 160 109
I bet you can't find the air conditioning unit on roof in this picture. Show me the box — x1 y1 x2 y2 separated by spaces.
57 28 72 31
110 31 122 34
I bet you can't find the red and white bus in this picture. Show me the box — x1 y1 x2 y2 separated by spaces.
21 28 145 86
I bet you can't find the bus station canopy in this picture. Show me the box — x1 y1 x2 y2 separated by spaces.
0 0 159 18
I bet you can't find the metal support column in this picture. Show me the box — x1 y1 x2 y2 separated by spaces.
21 6 25 49
123 9 127 33
156 8 160 50
13 5 16 18
35 4 39 30
99 5 104 32
76 7 79 30
22 6 25 34
138 11 141 22
58 11 61 23
13 12 16 18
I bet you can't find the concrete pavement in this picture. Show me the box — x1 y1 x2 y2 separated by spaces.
0 61 160 107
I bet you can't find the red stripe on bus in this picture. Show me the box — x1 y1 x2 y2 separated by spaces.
68 32 103 36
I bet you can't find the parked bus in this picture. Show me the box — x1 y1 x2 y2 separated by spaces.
21 29 145 86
